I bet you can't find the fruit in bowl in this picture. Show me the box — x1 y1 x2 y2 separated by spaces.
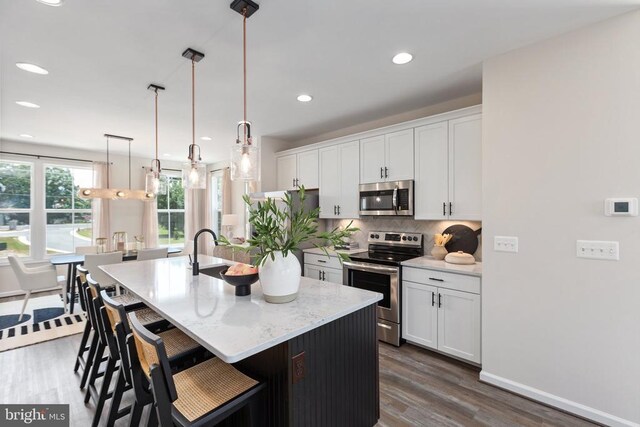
225 263 258 276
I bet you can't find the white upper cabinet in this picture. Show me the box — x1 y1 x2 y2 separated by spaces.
359 135 386 184
415 122 449 219
415 113 482 220
319 141 359 219
385 129 414 181
297 150 319 189
448 115 482 220
276 154 297 191
360 130 414 184
276 150 319 191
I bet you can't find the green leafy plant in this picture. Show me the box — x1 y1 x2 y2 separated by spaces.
218 187 358 267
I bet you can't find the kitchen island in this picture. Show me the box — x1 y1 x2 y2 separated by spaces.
101 255 382 426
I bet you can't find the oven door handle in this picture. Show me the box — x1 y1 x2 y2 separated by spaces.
343 261 399 275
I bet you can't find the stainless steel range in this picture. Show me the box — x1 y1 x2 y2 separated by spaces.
343 231 423 346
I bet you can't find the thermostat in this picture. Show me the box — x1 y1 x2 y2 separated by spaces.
604 198 638 216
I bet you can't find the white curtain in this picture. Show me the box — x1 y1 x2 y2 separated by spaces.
142 167 159 248
185 187 206 251
91 162 111 244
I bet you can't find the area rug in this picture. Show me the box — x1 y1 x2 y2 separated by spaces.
0 294 86 352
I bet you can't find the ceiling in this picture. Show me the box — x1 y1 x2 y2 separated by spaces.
1 0 638 162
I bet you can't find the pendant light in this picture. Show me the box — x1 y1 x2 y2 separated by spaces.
78 134 155 201
181 48 207 189
145 84 168 195
230 0 260 182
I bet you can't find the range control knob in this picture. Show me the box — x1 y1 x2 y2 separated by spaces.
374 234 380 239
402 236 407 241
413 236 419 241
370 234 375 239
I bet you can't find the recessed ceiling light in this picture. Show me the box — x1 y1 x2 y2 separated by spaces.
20 134 34 138
392 52 413 65
297 94 313 102
35 0 64 6
16 101 40 108
200 136 212 141
16 63 49 75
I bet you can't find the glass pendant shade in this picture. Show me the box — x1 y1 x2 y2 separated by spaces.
145 170 167 195
182 162 207 189
230 143 260 181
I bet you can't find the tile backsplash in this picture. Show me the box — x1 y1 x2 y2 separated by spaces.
324 218 483 261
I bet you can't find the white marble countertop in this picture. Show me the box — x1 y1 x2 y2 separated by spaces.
100 255 382 363
303 246 364 256
401 256 482 277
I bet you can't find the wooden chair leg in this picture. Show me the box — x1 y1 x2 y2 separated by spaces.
105 368 126 427
74 322 92 372
79 332 99 389
84 341 105 403
128 401 143 427
18 291 31 322
91 356 117 427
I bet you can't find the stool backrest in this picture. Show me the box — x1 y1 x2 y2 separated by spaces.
136 247 168 261
84 252 123 287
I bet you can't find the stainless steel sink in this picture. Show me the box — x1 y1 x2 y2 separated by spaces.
198 264 231 280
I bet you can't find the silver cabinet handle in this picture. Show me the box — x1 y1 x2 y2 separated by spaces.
343 261 399 275
378 323 392 330
392 186 398 214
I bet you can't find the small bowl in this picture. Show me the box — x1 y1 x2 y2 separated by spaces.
220 270 259 296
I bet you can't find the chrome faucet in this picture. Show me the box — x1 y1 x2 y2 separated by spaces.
192 228 218 275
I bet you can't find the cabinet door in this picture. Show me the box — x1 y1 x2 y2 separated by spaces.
323 267 343 285
297 150 319 189
318 146 340 219
385 129 414 181
414 122 449 220
449 114 482 220
359 135 386 184
304 264 323 281
276 154 297 191
338 141 360 218
437 288 481 363
402 281 438 350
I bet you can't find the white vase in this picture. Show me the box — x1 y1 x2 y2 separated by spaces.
258 251 301 303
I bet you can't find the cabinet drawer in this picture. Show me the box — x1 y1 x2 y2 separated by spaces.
304 253 343 270
403 267 480 294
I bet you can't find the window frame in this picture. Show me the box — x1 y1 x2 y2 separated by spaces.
0 158 35 260
43 162 94 257
156 172 185 248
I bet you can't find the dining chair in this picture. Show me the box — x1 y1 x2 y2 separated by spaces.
129 312 266 427
8 255 66 321
84 252 124 293
101 290 202 426
76 245 98 255
136 247 168 261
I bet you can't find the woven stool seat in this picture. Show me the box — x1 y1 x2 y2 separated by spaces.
128 307 163 326
172 358 258 422
113 293 142 306
157 328 200 359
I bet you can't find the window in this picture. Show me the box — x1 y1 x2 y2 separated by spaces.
157 175 185 247
0 160 33 258
210 171 224 238
44 165 93 254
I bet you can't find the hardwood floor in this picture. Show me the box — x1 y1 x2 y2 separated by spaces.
377 343 597 427
0 334 596 426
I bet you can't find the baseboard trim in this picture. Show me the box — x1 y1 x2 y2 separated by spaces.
479 371 639 427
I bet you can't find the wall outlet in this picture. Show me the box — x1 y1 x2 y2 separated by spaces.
494 236 518 253
576 240 619 261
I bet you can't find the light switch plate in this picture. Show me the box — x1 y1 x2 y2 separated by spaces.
494 236 518 253
576 240 619 261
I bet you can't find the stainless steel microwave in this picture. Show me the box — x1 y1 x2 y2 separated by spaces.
358 180 414 216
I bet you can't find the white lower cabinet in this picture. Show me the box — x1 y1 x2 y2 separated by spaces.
303 253 343 284
402 267 481 364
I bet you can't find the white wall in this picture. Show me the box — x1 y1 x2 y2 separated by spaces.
482 10 640 426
